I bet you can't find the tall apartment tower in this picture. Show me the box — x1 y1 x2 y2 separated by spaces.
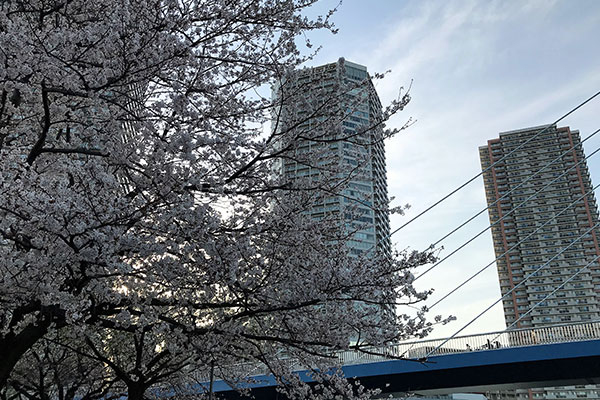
480 125 600 400
274 58 391 258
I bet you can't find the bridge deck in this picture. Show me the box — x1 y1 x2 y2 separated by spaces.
203 321 600 398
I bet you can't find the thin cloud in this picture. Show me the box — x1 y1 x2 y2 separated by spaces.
308 0 600 336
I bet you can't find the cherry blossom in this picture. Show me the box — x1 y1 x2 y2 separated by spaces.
0 1 444 398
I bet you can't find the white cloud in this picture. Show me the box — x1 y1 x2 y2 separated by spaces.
312 0 600 337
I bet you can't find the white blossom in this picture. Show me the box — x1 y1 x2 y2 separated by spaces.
0 0 447 398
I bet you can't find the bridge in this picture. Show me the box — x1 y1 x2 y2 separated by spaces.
183 118 600 399
201 321 600 398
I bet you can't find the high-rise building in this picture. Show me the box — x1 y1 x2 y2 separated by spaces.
480 124 600 400
274 58 391 258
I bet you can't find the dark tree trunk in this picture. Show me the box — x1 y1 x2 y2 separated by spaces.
127 383 147 400
0 322 49 389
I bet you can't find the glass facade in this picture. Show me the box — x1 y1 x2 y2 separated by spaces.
275 58 391 258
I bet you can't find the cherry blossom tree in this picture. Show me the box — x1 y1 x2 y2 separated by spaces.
0 0 443 397
6 329 118 400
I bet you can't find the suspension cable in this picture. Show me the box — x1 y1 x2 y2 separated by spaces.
427 182 600 310
423 220 600 358
415 142 600 281
489 253 600 344
430 128 600 248
388 90 600 238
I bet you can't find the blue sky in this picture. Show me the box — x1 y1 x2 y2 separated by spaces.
303 0 600 338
